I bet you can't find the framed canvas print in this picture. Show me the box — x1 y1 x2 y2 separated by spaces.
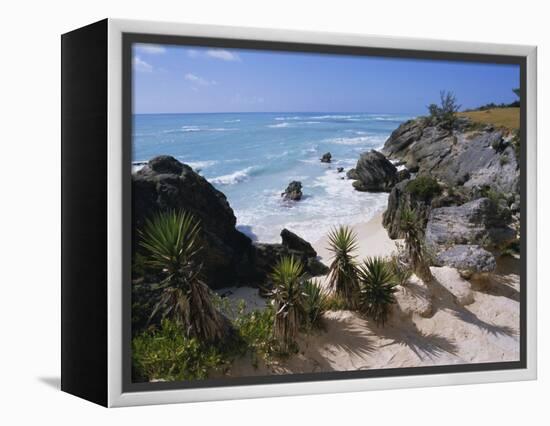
61 19 537 407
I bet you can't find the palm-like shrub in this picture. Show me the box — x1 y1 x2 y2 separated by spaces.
140 210 232 343
389 255 412 287
269 256 306 353
358 257 398 326
303 279 327 330
327 226 360 309
399 207 433 282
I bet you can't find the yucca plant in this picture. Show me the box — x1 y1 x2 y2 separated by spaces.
302 279 327 330
389 254 412 287
358 257 398 326
269 256 306 353
140 210 232 343
399 207 433 282
326 226 360 309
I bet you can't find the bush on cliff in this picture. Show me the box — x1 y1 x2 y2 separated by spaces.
406 175 442 202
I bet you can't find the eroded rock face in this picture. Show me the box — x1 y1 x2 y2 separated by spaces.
281 181 303 201
425 198 514 249
382 118 519 194
434 245 497 276
349 150 397 192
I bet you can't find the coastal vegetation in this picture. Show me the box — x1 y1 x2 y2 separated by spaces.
326 226 361 309
358 257 398 326
139 210 233 343
269 256 307 353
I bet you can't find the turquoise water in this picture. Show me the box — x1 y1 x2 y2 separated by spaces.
133 112 411 243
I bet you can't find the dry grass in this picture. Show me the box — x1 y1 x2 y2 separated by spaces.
458 107 519 131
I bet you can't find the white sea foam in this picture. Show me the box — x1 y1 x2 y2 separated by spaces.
235 168 388 243
184 160 219 170
210 166 259 185
224 119 241 123
267 122 290 128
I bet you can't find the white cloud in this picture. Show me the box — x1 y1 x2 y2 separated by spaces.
187 49 200 58
135 44 166 54
184 73 216 87
205 49 240 62
133 56 153 73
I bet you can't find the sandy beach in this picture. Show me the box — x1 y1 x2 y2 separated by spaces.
225 212 520 377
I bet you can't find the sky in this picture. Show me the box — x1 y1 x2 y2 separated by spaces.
132 43 520 115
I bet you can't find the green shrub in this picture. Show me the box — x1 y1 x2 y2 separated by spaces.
269 256 307 353
132 319 227 382
233 305 277 363
399 207 434 282
389 255 412 287
324 293 348 311
327 226 360 309
139 210 233 343
358 257 398 326
406 175 442 202
302 279 328 330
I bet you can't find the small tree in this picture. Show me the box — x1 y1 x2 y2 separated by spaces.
427 90 461 130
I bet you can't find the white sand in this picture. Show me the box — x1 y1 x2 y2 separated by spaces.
223 214 520 377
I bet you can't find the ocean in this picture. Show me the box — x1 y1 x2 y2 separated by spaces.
132 112 411 244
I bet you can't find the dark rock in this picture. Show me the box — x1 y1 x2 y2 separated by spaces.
281 228 317 257
321 152 332 163
337 167 344 173
349 150 397 192
346 168 359 180
133 156 255 289
320 152 332 163
252 242 328 282
396 168 411 182
433 244 496 275
281 181 303 201
425 198 515 249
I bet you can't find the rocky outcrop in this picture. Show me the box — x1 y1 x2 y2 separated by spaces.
281 181 303 201
253 228 329 282
425 198 515 249
133 156 255 289
382 118 519 195
337 167 344 173
320 152 332 163
348 150 397 192
382 178 435 239
133 156 325 289
379 115 520 276
280 228 317 257
434 245 496 277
